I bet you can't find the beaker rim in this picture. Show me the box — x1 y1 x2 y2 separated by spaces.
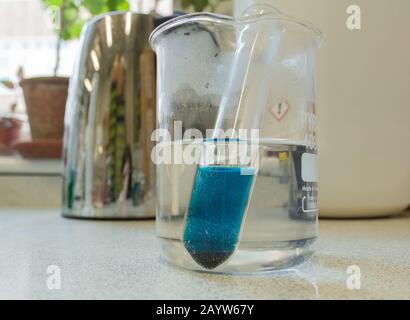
149 10 322 49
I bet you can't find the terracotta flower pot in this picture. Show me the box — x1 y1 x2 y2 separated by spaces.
12 139 62 159
0 117 23 146
20 77 69 140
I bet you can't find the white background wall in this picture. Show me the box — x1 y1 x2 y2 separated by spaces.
235 0 410 215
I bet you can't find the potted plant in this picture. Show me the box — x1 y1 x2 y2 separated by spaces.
20 0 129 141
0 74 24 150
175 0 231 12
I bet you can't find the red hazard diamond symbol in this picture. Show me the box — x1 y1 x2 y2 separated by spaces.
269 101 290 121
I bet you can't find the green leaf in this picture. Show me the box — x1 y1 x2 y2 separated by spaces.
0 80 15 90
62 28 71 40
193 0 209 11
106 0 129 11
115 0 130 11
42 0 63 7
63 6 79 23
9 103 17 113
81 0 105 15
52 0 131 41
181 0 192 9
17 67 25 81
64 19 84 40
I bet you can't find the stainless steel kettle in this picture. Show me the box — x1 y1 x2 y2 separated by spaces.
62 12 157 219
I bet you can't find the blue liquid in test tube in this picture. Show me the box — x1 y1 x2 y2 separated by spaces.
183 166 255 269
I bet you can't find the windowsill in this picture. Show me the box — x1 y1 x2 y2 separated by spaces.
0 156 62 207
0 156 62 176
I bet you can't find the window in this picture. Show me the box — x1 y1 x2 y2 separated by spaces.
0 0 78 114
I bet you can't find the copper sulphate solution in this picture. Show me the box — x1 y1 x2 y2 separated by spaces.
157 140 318 273
183 166 255 269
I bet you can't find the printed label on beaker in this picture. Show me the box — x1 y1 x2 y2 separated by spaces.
269 101 290 121
301 153 318 182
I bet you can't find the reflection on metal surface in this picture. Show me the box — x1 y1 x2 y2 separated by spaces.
63 12 156 219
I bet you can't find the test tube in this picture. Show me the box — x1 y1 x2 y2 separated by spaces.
183 7 283 270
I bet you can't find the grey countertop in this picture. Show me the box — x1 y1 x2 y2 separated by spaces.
0 208 409 300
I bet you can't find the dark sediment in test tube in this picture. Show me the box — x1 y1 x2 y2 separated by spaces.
183 166 255 269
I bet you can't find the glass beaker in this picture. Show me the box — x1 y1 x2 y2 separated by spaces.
150 5 322 273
